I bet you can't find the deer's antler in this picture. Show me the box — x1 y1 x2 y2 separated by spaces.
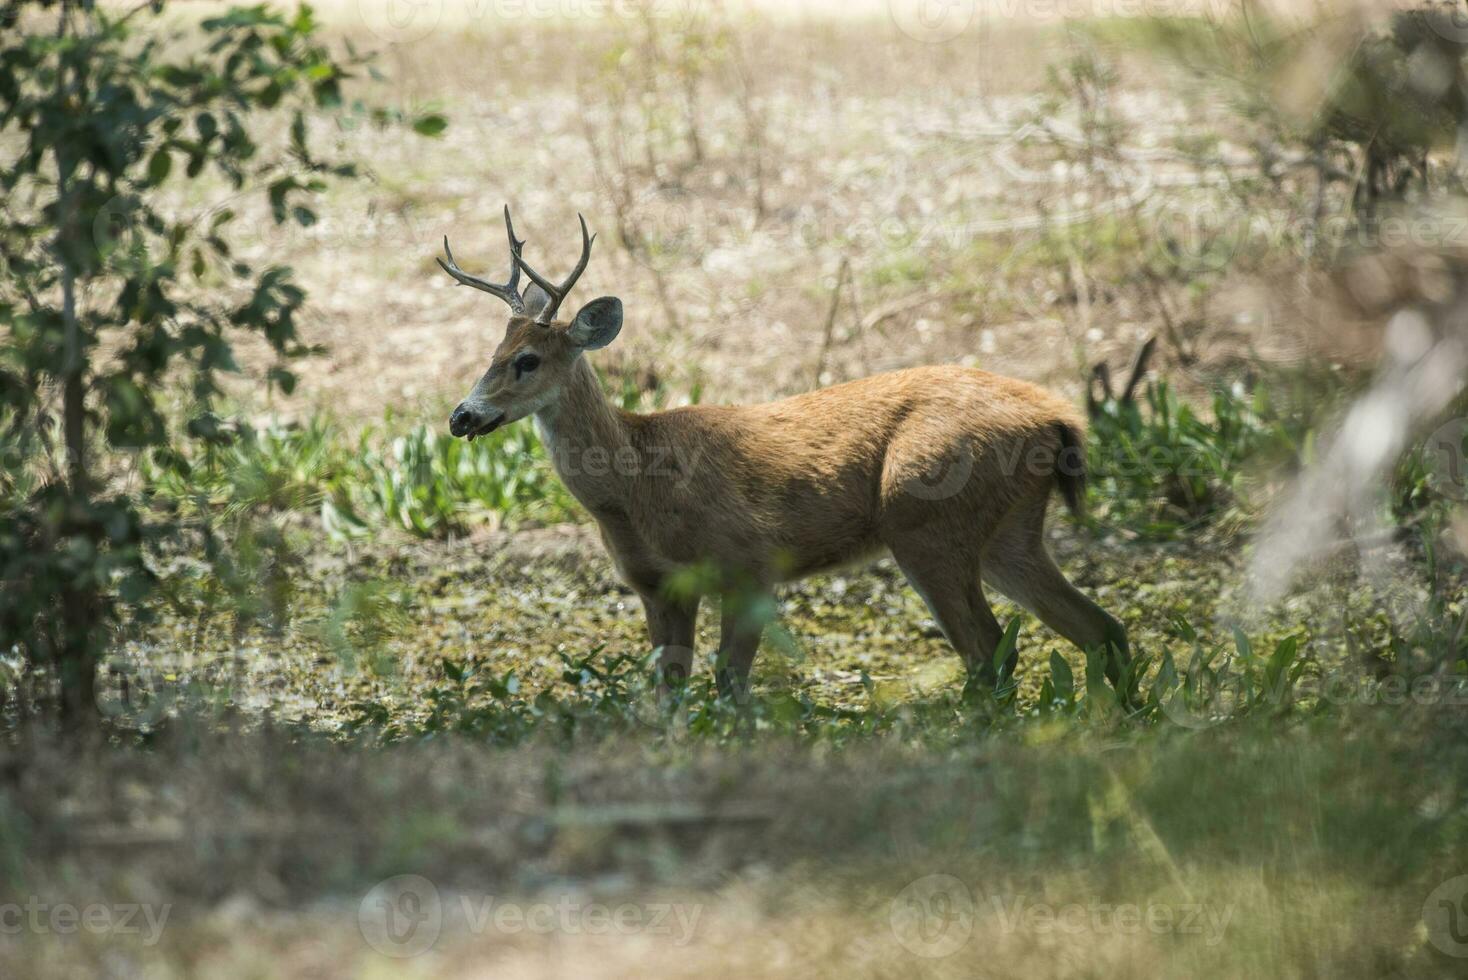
437 205 527 313
513 213 595 325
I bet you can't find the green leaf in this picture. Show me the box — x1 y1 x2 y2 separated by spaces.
412 113 448 138
1049 649 1074 703
1150 649 1179 709
1265 636 1301 700
1084 642 1112 704
290 111 308 155
268 178 293 223
992 617 1022 682
146 149 172 185
268 366 297 395
1036 677 1055 714
1232 626 1253 662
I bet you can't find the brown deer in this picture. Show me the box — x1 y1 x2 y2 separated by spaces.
440 208 1129 698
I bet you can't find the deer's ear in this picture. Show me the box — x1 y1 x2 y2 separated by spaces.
568 297 623 350
523 283 552 319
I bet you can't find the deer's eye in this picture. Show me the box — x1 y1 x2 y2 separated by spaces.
514 353 541 379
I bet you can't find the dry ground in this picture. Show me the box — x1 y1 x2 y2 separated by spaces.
148 0 1397 428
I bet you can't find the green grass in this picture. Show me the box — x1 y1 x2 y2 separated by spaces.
1086 380 1313 539
142 411 578 542
325 420 575 538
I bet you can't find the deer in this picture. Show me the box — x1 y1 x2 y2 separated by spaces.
439 207 1130 701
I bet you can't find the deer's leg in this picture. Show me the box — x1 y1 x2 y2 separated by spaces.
640 592 699 689
889 540 1007 685
981 507 1130 686
715 589 769 701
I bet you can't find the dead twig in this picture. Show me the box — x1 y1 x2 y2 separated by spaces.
1088 335 1157 417
860 293 940 333
813 257 851 387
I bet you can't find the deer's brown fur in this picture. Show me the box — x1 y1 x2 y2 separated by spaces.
443 212 1128 696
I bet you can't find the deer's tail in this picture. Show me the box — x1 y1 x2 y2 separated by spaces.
1055 422 1087 519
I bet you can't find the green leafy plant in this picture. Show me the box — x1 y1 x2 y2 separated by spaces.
0 2 441 724
326 421 575 539
1086 380 1308 538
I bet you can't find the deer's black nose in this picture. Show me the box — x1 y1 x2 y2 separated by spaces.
449 404 479 438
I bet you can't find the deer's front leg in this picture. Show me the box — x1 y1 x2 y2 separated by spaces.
640 592 699 690
715 589 770 701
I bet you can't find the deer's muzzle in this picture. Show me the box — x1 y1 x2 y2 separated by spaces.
449 404 506 439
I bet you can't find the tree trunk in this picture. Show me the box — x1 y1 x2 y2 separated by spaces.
58 258 98 727
54 4 98 727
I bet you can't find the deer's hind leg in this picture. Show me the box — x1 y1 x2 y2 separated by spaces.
887 530 1010 686
980 500 1130 684
714 588 771 701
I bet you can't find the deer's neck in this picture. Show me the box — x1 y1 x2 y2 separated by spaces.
535 357 633 512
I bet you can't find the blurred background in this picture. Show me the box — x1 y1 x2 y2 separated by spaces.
3 1 1468 977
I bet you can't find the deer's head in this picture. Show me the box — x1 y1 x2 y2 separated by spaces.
440 207 622 439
